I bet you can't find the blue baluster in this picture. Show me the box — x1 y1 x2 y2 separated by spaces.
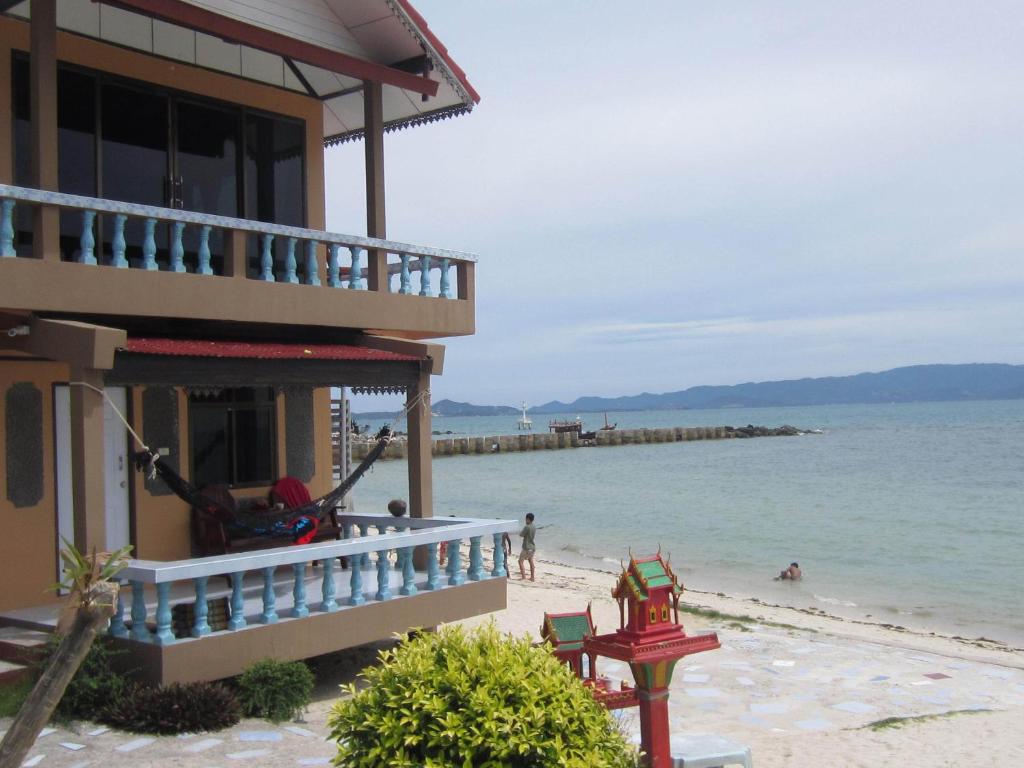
419 255 432 296
491 533 508 578
169 221 186 272
349 557 365 606
349 247 364 289
197 225 213 275
141 218 158 270
292 563 309 618
400 547 417 596
327 244 343 287
129 581 151 642
0 199 14 257
108 582 128 638
399 254 412 294
468 536 485 581
191 576 211 637
304 240 321 286
439 258 451 298
426 542 442 590
343 522 354 541
228 572 247 630
445 542 455 578
321 557 338 612
358 523 372 570
260 567 278 623
153 583 175 645
448 540 465 586
283 237 298 283
78 210 97 265
260 234 274 281
375 548 392 601
110 214 128 268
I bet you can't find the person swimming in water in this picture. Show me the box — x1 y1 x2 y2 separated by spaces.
778 562 802 581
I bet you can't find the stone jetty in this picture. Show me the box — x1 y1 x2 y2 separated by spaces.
347 424 815 460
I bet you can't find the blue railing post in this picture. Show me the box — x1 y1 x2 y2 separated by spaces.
349 559 365 606
292 563 309 618
260 567 278 623
400 546 417 596
141 217 158 270
283 236 298 283
448 540 465 586
110 213 128 268
197 225 213 275
169 221 186 272
358 523 372 570
439 258 451 298
129 581 152 642
349 247 364 289
228 572 247 630
321 557 338 612
426 542 442 590
260 234 274 281
375 548 392 601
191 576 211 637
304 240 321 286
399 254 412 294
153 583 175 645
327 243 343 287
468 536 485 581
492 533 508 577
78 210 97 265
0 199 14 257
419 255 433 296
108 583 128 638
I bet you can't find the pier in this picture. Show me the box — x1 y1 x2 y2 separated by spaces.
344 424 809 461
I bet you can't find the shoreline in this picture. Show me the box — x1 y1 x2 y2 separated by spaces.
529 551 1024 661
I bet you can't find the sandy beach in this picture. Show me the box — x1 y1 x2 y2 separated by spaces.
4 552 1024 767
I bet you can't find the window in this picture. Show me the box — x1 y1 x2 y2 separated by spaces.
649 606 658 623
661 604 670 622
190 388 276 488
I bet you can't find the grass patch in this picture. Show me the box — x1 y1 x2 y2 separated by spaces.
679 605 758 624
862 709 991 731
0 677 34 717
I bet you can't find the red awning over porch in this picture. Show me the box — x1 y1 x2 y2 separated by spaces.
124 338 419 362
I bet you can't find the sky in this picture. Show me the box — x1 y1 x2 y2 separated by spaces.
327 1 1024 411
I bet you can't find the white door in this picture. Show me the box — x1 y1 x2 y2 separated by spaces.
55 385 131 580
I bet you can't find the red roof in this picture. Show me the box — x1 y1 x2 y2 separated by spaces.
399 0 481 104
124 338 419 362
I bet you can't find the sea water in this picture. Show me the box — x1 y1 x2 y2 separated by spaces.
350 400 1024 645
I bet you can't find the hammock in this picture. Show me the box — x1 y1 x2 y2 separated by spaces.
132 426 393 543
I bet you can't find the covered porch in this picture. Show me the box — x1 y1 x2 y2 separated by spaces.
2 514 515 684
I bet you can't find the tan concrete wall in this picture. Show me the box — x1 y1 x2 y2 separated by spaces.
0 360 66 611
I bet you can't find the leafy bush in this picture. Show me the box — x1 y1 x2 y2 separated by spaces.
102 681 240 734
328 623 636 768
0 676 33 718
235 658 315 722
36 636 131 722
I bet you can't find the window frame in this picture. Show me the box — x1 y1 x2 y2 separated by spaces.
188 388 278 490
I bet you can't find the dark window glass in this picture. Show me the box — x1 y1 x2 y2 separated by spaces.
58 68 97 261
12 57 32 256
190 388 276 488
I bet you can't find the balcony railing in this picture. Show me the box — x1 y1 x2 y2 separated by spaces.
0 184 476 299
113 514 515 645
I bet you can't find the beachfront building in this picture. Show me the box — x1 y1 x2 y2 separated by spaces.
0 0 511 684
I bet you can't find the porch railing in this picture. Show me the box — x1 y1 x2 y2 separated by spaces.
113 514 515 646
0 184 476 299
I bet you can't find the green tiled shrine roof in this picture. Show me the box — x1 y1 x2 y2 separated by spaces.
548 613 593 643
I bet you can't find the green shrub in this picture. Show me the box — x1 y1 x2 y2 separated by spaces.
102 681 240 734
0 676 33 717
328 623 637 768
36 636 131 722
236 658 315 722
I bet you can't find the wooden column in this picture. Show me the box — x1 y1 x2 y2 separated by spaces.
363 80 388 291
406 371 433 520
30 0 59 261
69 368 107 552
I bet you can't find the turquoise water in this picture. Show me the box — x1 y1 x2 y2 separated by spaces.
350 400 1024 645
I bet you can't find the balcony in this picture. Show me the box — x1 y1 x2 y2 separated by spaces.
0 514 514 685
0 185 476 340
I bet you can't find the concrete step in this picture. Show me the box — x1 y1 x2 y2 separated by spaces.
0 626 51 666
0 657 31 686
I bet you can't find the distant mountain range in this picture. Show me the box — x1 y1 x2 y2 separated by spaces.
353 363 1024 419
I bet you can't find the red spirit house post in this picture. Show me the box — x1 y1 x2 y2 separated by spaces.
585 554 721 768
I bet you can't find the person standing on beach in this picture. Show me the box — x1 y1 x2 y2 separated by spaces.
518 513 537 581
